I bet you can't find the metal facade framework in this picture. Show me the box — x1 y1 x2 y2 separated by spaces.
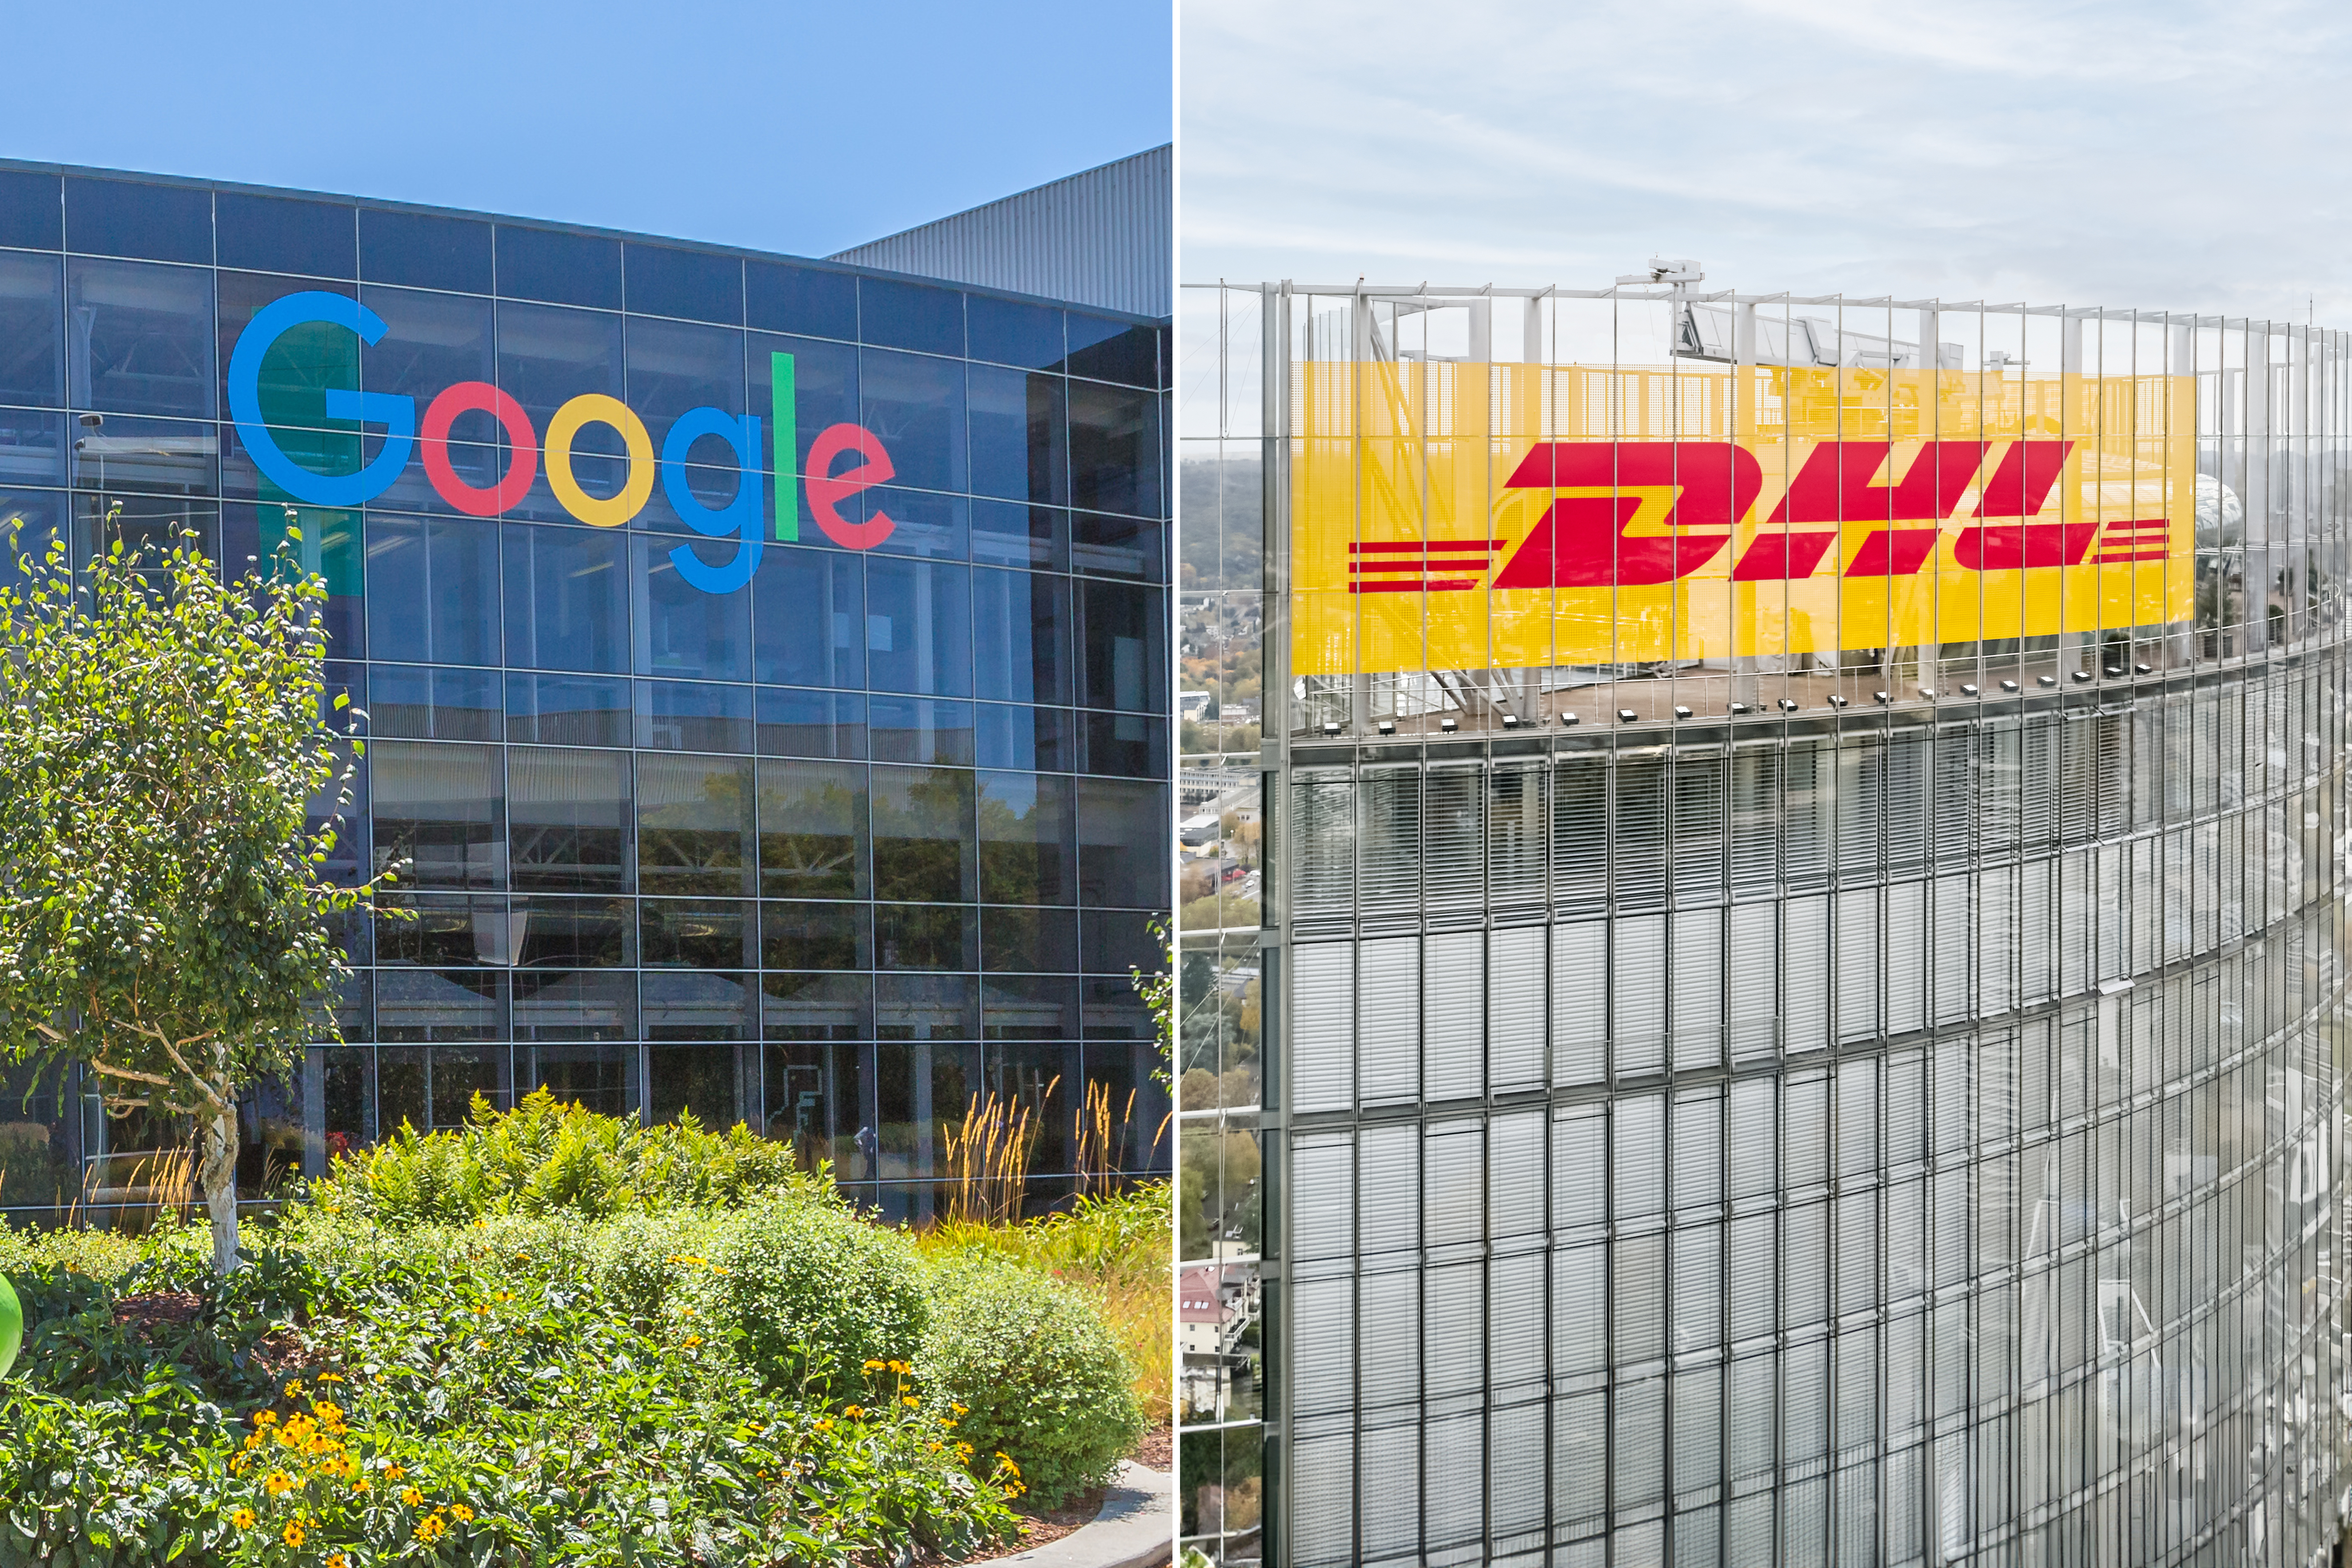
831 147 1172 321
1176 280 2352 1565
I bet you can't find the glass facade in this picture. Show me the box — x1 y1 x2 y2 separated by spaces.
1182 282 2351 1564
0 163 1171 1225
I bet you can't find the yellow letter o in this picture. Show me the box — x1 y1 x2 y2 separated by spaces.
545 394 654 528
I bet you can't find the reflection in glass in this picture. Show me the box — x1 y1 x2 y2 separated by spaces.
367 514 498 667
756 758 868 899
370 741 505 890
68 257 216 418
872 765 975 903
509 746 631 894
638 752 755 895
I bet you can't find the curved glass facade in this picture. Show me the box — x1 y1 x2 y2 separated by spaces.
1180 283 2350 1564
0 163 1171 1225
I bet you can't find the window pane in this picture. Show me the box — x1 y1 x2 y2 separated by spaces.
969 366 1067 505
211 192 353 279
375 974 507 1045
1078 579 1167 712
876 903 977 970
366 514 499 667
1078 777 1166 910
514 895 634 966
973 567 1072 705
503 522 629 672
68 258 215 417
985 976 1080 1041
968 297 1064 371
976 704 1075 773
497 301 625 458
638 751 755 895
971 499 1068 571
983 906 1079 973
859 278 962 357
755 686 867 759
375 893 507 965
361 285 492 406
66 178 208 265
0 170 60 250
526 1041 637 1108
510 745 632 894
1072 511 1164 582
1083 710 1167 779
747 261 855 340
0 252 62 406
367 663 501 742
625 314 744 423
369 740 505 890
1068 380 1161 517
761 900 873 970
757 758 869 899
872 765 976 903
859 348 965 494
762 972 872 1042
360 208 490 294
868 696 974 767
1065 315 1158 387
506 671 631 747
626 244 742 325
751 333 856 479
865 556 971 696
643 975 754 1043
634 534 751 679
647 1044 745 1121
497 225 620 311
876 973 976 1041
753 544 864 688
980 771 1076 905
643 897 757 968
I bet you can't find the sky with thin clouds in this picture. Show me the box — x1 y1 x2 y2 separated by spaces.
1182 0 2352 322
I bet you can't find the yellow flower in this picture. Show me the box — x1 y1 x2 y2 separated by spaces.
281 1520 307 1547
863 1359 884 1372
415 1514 447 1542
450 1504 474 1523
263 1471 295 1496
814 1419 833 1432
383 1463 406 1480
316 1372 344 1384
683 1334 702 1348
253 1410 279 1427
310 1400 343 1424
229 1508 256 1530
842 1405 863 1420
902 1395 920 1408
328 1556 350 1568
283 1380 303 1399
951 1403 967 1415
352 1478 372 1494
401 1485 424 1506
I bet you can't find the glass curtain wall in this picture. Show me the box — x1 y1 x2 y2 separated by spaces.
0 165 1172 1225
1179 280 2352 1566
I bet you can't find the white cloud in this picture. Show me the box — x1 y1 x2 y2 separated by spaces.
1182 0 2352 321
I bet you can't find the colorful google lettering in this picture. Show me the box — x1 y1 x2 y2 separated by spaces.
226 291 898 596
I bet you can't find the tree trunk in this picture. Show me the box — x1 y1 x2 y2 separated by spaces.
201 1099 240 1277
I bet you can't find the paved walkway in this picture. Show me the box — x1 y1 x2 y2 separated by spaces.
993 1461 1171 1568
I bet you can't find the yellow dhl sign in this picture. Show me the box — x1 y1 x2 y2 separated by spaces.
1291 363 2197 676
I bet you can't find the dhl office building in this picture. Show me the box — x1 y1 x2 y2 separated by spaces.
1179 281 2350 1564
0 158 1173 1224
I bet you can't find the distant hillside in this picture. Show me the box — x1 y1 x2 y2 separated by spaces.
1179 454 1263 591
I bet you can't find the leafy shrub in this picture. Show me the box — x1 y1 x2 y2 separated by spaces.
307 1088 832 1226
917 1252 1145 1508
690 1199 929 1396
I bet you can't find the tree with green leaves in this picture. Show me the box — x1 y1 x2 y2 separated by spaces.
0 519 377 1275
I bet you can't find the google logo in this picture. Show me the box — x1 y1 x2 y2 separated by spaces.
227 291 900 596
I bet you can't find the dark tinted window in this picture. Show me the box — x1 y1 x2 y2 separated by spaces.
0 170 60 250
751 334 855 478
972 567 1071 705
968 367 1066 505
68 258 215 417
217 193 355 278
747 260 855 340
967 297 1063 369
859 278 962 356
1071 511 1164 582
871 765 975 902
360 208 491 293
367 515 500 668
370 741 505 891
753 545 863 688
1068 381 1161 518
361 287 493 405
859 349 965 494
979 772 1076 905
510 746 632 894
635 535 751 681
497 225 620 310
1065 314 1157 387
756 757 869 899
625 315 744 422
0 252 62 405
503 522 630 673
1077 580 1166 714
65 178 209 264
865 557 971 697
626 243 741 325
497 301 625 458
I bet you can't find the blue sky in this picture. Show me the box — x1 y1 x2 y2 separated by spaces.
1182 0 2352 322
8 0 1170 258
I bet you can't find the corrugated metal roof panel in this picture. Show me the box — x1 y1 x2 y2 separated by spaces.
828 145 1169 319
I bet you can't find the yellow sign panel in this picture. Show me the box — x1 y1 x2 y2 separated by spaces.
1291 363 2196 677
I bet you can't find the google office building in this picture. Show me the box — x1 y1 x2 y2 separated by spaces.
0 154 1172 1225
1180 279 2350 1564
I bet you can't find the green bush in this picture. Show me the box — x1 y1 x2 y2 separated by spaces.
307 1088 833 1226
690 1199 929 1396
917 1252 1144 1508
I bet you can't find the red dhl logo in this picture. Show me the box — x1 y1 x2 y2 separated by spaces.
1344 439 2173 594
